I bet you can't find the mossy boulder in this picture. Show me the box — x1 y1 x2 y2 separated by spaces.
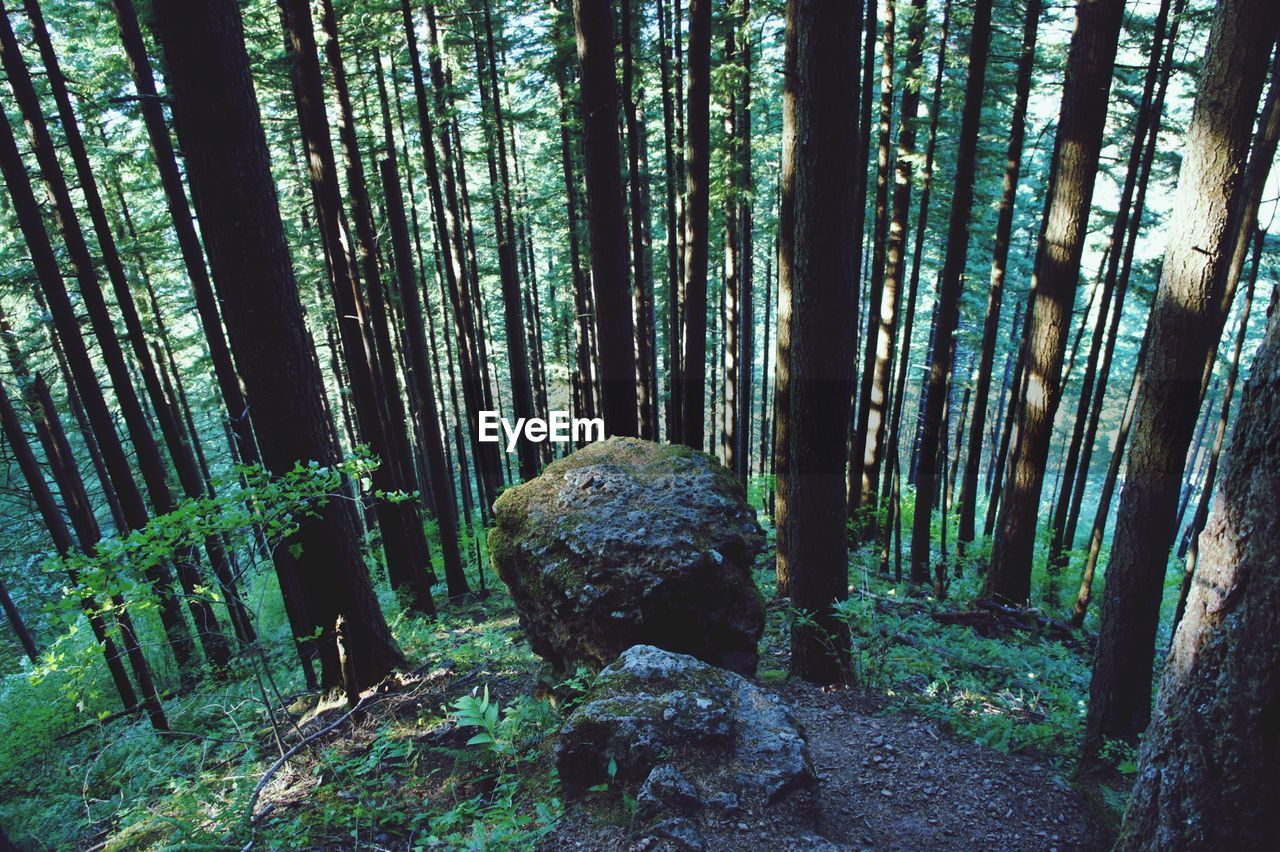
489 437 766 676
556 645 815 819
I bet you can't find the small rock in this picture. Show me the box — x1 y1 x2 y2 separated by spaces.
647 816 705 850
633 764 703 827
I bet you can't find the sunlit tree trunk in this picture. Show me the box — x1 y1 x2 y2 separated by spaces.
1082 0 1280 767
1117 305 1280 851
985 0 1127 605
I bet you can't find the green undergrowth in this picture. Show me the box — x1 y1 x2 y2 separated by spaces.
0 587 563 850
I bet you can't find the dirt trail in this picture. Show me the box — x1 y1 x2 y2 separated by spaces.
550 680 1106 851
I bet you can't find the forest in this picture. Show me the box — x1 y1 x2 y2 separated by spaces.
0 0 1276 847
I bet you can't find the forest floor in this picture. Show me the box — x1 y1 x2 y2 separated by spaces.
551 680 1105 851
1 523 1136 849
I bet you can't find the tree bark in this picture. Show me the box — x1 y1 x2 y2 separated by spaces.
1171 227 1262 637
381 158 471 601
1061 0 1186 553
1081 0 1279 766
860 0 930 533
956 0 1041 546
0 573 36 664
776 0 861 685
848 0 895 521
678 0 712 449
908 0 993 588
984 0 1127 605
279 0 436 617
572 0 640 438
1046 0 1175 569
1116 304 1280 851
152 0 407 696
472 0 540 477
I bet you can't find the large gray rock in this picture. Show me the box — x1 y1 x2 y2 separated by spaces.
489 438 766 676
555 645 816 813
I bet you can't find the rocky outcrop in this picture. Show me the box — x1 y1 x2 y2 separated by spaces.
489 438 766 676
556 645 816 844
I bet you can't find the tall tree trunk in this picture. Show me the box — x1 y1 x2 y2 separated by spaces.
657 0 683 441
279 0 436 617
776 0 861 685
1046 0 1175 569
736 0 754 483
24 2 234 677
381 158 471 601
109 0 258 468
0 8 197 672
1070 322 1149 626
1061 0 1186 553
621 0 657 439
848 0 894 521
1081 0 1279 767
678 0 712 449
758 245 773 478
885 0 950 516
860 0 929 531
412 1 501 510
956 0 1042 546
573 0 640 438
1116 306 1280 851
984 0 1127 605
318 0 433 586
153 0 407 697
908 0 993 589
473 0 540 477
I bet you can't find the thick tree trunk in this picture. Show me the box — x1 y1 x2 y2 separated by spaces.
776 0 861 685
1116 308 1280 851
1172 228 1262 636
956 0 1041 546
984 0 1126 605
908 0 992 588
573 0 639 439
153 0 407 696
1047 0 1176 570
1062 0 1186 553
109 0 258 468
1081 0 1280 766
